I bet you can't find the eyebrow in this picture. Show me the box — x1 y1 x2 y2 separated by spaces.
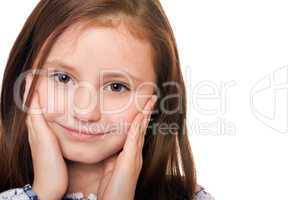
43 60 79 78
43 59 144 83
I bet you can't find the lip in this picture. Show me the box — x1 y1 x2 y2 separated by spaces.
56 122 110 141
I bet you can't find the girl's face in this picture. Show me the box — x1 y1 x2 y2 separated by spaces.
31 21 156 164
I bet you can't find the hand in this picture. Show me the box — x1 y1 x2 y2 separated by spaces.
23 74 68 200
97 95 158 200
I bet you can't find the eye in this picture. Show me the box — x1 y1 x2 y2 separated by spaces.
104 81 130 93
49 71 74 85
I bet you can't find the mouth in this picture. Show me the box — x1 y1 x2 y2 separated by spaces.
56 122 111 141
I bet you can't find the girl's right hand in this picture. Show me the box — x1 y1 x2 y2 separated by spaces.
23 73 68 200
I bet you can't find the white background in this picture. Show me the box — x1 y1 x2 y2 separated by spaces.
1 1 299 199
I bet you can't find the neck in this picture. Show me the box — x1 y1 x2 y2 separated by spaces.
66 159 105 198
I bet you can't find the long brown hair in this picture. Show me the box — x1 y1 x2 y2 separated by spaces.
0 0 197 199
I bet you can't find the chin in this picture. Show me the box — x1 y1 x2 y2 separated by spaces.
63 150 103 164
48 121 127 164
60 139 125 164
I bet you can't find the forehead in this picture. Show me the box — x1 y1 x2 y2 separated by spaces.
45 20 155 82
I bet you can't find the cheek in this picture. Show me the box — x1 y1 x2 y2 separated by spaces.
107 97 149 134
102 91 151 113
36 78 68 121
101 94 132 113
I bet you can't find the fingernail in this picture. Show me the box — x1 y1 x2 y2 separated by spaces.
151 95 158 106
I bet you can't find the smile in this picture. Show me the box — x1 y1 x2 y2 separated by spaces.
56 122 111 141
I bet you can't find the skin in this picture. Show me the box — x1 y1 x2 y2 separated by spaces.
22 20 157 200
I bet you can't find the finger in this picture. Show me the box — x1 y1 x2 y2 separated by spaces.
138 116 150 150
25 102 40 157
27 90 53 141
138 95 158 149
121 95 157 162
25 90 41 150
123 112 144 154
123 95 157 153
26 113 35 146
24 73 36 139
98 155 117 198
24 77 38 144
141 95 157 115
141 95 157 133
98 170 113 198
22 72 33 111
103 153 118 175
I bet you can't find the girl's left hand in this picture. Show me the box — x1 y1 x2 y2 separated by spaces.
97 95 158 200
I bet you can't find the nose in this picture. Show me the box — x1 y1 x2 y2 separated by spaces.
72 86 101 122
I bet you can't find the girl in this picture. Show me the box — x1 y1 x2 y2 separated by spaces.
0 0 214 200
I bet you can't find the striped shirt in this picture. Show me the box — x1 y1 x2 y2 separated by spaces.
0 184 215 200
